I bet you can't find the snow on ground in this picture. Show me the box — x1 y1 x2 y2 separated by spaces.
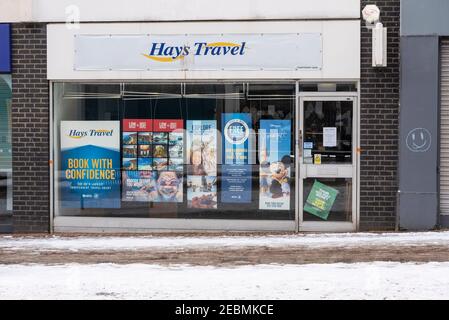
0 262 448 300
2 231 449 252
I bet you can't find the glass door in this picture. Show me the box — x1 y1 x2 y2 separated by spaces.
297 95 357 231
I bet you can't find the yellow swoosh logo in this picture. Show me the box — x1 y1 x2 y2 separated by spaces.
206 42 240 47
142 54 185 62
67 135 83 139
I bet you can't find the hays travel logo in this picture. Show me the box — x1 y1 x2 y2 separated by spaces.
142 41 247 62
67 129 114 139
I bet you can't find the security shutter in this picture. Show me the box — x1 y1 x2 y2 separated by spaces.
440 38 449 215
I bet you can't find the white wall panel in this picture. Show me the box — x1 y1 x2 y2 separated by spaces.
0 0 32 23
0 0 360 23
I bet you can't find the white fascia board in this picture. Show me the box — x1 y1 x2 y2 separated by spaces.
47 20 360 80
2 0 360 23
0 0 32 23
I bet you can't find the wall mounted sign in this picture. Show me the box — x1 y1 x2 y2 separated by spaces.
0 24 11 73
60 121 121 208
74 33 322 71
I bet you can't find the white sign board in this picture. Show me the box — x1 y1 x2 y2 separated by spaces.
61 121 120 151
74 33 322 71
323 127 337 147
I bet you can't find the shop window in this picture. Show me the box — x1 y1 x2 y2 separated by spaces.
184 83 245 99
0 75 12 215
53 82 296 220
247 82 297 100
303 100 353 164
299 83 357 92
122 83 182 99
62 83 121 99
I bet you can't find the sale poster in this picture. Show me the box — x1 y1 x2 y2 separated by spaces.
186 120 218 209
304 180 339 220
259 120 291 210
60 121 121 208
122 119 184 203
221 113 252 203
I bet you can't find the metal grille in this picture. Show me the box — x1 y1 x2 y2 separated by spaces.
440 38 449 215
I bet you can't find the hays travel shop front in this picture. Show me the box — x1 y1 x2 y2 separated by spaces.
48 17 361 233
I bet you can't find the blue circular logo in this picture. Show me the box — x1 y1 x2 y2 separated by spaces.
224 119 249 144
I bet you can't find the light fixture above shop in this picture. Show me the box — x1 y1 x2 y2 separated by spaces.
362 4 387 67
362 5 380 28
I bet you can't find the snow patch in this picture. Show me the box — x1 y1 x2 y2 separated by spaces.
0 262 448 300
1 231 449 251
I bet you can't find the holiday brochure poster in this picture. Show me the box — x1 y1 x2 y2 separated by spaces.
60 121 121 208
186 120 218 209
121 119 184 203
259 119 291 210
221 113 252 203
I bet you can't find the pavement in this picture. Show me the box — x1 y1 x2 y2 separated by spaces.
2 231 449 266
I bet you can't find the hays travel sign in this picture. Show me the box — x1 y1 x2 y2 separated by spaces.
74 33 322 71
143 41 247 62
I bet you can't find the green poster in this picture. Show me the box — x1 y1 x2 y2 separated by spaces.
304 180 339 220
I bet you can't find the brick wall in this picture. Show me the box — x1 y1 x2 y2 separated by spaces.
359 1 400 230
11 23 49 232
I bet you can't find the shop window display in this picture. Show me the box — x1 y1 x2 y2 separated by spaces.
53 82 296 220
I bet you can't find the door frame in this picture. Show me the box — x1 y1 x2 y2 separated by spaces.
296 91 359 232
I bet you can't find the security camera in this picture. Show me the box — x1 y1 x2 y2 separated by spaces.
362 5 380 29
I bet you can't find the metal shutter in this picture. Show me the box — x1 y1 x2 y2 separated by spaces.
440 38 449 215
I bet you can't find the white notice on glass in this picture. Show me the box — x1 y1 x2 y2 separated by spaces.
303 149 312 158
323 127 337 147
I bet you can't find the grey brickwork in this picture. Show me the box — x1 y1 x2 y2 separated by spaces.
359 0 400 230
11 23 49 232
